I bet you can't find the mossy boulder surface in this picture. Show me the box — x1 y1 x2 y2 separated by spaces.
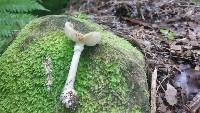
0 15 149 113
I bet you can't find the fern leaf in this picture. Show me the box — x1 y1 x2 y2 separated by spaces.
0 0 48 13
0 0 48 54
0 13 36 37
0 24 19 37
0 13 36 26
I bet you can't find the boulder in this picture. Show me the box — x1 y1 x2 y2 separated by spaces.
0 15 149 113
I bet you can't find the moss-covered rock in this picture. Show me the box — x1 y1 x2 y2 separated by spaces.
0 15 149 113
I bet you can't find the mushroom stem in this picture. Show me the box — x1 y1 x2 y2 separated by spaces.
64 43 84 89
60 43 84 111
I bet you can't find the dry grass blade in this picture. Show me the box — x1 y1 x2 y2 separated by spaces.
151 67 157 113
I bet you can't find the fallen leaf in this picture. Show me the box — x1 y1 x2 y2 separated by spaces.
175 66 200 96
188 29 196 40
195 65 200 71
170 44 182 51
157 97 167 112
166 110 172 113
165 83 177 106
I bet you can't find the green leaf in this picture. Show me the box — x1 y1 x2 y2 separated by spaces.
160 28 175 40
0 0 48 13
0 13 35 26
0 0 47 39
0 24 18 37
167 31 175 40
160 29 169 35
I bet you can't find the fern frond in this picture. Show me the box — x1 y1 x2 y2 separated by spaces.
0 0 48 54
0 13 36 38
0 24 19 37
0 0 48 13
0 0 47 38
0 13 36 26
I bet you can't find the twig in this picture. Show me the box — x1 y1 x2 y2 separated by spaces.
151 67 158 113
156 80 165 92
156 76 168 91
184 92 200 113
122 17 153 29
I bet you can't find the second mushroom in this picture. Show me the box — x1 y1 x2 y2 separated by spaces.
60 21 101 111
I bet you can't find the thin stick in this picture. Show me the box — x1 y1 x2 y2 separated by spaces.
156 80 165 92
151 67 158 113
156 76 168 91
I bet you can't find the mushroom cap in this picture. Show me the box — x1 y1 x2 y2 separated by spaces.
64 22 84 43
83 32 101 46
64 21 101 46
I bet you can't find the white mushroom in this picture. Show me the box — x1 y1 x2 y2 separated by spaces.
60 22 101 111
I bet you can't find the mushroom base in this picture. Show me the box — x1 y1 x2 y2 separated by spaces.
60 89 79 111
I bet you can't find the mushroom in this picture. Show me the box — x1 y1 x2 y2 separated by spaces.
60 22 101 111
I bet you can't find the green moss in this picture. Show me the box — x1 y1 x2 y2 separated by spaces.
0 15 149 113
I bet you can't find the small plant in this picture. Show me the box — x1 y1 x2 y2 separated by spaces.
160 28 175 40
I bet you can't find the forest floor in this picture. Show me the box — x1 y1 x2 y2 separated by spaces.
68 0 200 113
